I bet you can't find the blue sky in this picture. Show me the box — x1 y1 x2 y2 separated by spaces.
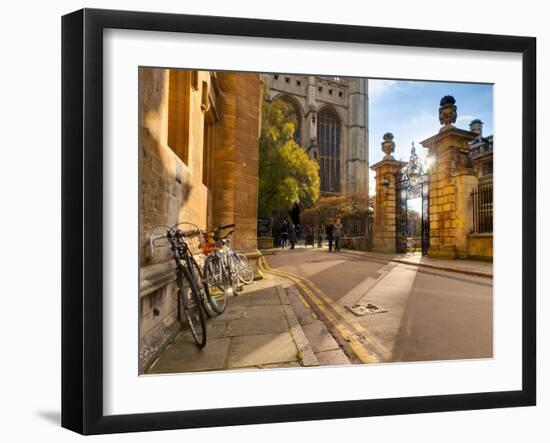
368 79 493 194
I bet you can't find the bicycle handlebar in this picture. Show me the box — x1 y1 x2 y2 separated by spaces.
214 223 235 232
175 228 201 239
148 221 232 252
214 230 234 241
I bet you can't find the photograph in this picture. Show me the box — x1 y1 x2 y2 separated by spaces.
139 68 494 375
0 0 544 439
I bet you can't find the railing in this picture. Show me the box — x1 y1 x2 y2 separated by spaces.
471 183 493 233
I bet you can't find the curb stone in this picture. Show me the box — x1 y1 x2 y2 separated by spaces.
340 249 493 279
276 284 319 367
390 258 492 279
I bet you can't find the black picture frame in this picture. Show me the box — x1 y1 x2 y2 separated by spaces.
62 8 536 435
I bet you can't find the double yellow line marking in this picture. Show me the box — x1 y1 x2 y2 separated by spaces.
258 256 378 364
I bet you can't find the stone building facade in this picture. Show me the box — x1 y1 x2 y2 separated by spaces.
261 74 369 196
467 119 493 259
468 119 494 185
139 68 262 372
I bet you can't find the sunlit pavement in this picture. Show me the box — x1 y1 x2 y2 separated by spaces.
146 247 492 374
262 247 493 364
146 276 320 374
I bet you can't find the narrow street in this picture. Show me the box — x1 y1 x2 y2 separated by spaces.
260 247 493 364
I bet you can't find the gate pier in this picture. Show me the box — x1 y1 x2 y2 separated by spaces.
420 96 477 259
371 133 406 253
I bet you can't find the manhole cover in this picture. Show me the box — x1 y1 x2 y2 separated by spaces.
346 303 387 316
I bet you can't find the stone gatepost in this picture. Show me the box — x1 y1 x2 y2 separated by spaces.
371 133 406 253
420 96 477 259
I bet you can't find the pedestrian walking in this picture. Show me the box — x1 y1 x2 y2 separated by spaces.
305 224 315 247
317 224 324 248
289 223 297 249
334 217 344 251
280 220 289 249
272 222 280 248
325 218 334 252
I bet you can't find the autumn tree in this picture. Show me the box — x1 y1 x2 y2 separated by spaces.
258 99 320 217
301 192 373 236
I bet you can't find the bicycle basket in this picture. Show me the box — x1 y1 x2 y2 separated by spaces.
200 231 217 255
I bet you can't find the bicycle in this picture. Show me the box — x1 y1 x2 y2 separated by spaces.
218 228 254 285
148 222 212 348
407 237 417 254
234 253 254 285
202 224 237 314
203 225 255 305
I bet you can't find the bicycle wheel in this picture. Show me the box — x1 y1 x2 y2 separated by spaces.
203 254 230 314
177 266 207 348
224 254 240 295
235 254 254 285
189 258 216 319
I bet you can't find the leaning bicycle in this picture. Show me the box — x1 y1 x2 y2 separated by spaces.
203 224 255 308
202 224 237 314
148 223 209 348
234 252 254 285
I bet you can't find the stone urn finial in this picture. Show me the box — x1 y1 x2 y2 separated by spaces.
439 95 457 131
381 132 395 159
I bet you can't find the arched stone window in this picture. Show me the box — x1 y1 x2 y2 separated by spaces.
317 107 341 193
274 95 302 144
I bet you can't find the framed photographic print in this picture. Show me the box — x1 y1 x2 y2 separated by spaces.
61 8 536 435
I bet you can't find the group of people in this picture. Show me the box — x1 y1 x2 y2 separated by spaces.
278 217 344 252
278 219 298 249
323 217 344 252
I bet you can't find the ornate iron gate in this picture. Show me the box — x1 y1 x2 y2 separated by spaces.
395 144 430 255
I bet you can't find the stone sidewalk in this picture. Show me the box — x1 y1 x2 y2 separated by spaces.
146 276 319 374
340 249 493 278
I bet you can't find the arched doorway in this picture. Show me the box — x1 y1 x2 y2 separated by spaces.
317 107 341 193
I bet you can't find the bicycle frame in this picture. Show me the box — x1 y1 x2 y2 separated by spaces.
217 241 238 281
167 230 207 305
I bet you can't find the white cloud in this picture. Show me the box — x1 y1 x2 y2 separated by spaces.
369 80 399 97
408 110 435 128
457 114 476 123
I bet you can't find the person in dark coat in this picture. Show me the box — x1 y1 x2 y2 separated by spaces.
305 224 315 247
280 220 289 249
325 218 335 252
289 224 298 249
317 224 324 248
334 217 344 252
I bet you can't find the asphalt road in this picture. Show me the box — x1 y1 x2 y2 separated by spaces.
263 247 493 364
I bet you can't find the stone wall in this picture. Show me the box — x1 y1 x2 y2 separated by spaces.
139 68 262 372
467 233 493 261
454 172 478 258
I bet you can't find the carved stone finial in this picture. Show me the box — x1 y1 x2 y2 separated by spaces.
439 95 457 130
381 132 395 159
469 118 483 136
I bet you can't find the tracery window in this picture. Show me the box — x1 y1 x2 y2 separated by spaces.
317 107 341 193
